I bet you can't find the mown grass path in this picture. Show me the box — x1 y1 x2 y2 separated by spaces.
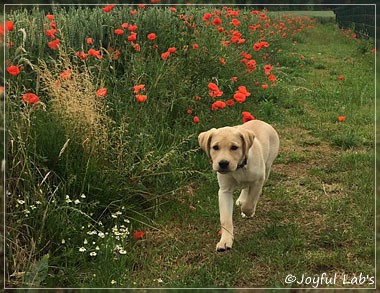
122 22 375 289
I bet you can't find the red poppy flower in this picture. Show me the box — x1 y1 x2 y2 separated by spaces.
202 13 212 21
268 75 276 82
136 95 147 103
221 40 230 47
22 93 40 104
338 116 346 122
133 231 145 239
246 60 257 70
208 82 219 92
193 116 199 124
114 28 124 35
211 100 226 111
147 33 156 41
128 24 138 32
133 43 141 52
102 5 116 13
131 9 137 16
237 86 251 97
76 51 88 60
219 58 226 65
46 14 54 21
212 17 222 26
7 65 21 76
230 19 240 27
231 76 238 82
242 111 255 123
161 51 170 60
264 64 273 75
241 51 252 59
338 75 344 80
88 48 102 59
45 29 57 38
261 84 268 90
86 37 93 44
127 32 137 42
121 23 129 29
233 92 246 103
96 87 107 97
167 47 176 53
253 42 261 51
226 99 235 106
6 21 14 31
192 43 199 49
134 84 145 93
48 38 60 50
59 70 72 80
170 7 177 12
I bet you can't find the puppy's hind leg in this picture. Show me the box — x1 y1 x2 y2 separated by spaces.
236 187 249 208
240 179 264 218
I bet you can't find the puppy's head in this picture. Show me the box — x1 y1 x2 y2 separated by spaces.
198 126 255 173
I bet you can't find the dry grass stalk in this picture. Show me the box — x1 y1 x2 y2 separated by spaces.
37 50 112 154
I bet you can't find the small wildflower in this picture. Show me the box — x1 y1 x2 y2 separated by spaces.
90 252 97 257
80 194 86 198
133 231 145 239
96 87 107 97
79 247 86 252
74 199 80 205
119 249 127 255
83 239 88 245
61 239 65 244
111 280 117 285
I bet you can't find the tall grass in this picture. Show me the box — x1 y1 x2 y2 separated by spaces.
5 4 374 288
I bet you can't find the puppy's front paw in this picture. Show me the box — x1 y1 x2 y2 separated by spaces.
216 238 233 252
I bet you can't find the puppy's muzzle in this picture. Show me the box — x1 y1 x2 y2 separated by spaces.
218 160 230 173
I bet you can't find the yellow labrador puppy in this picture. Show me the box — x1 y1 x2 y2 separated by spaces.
198 120 279 251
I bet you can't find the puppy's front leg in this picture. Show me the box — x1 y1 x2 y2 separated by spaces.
217 188 234 251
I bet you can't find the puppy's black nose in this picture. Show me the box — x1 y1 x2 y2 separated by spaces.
219 160 229 170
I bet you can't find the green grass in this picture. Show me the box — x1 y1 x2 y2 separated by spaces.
4 5 375 289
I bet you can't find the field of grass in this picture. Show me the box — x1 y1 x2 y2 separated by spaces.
4 4 376 289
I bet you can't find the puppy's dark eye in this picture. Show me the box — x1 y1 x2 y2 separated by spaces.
231 145 239 151
212 145 219 151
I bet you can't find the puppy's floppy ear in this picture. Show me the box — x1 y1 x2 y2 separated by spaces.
198 129 215 159
239 129 255 159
